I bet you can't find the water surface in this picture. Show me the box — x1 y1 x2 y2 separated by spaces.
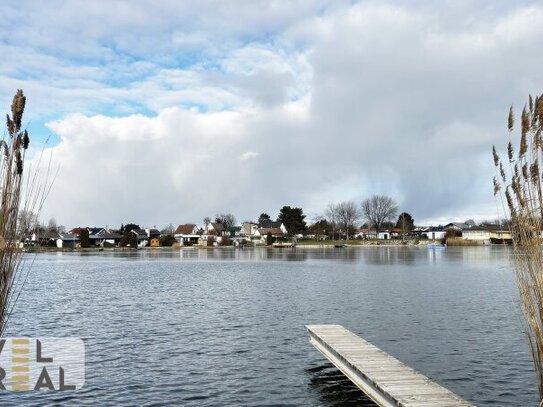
2 246 537 406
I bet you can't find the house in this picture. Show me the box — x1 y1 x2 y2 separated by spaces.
258 220 288 235
145 228 161 239
241 222 258 236
444 222 470 231
378 231 390 240
175 224 199 235
489 227 512 244
425 226 446 240
90 228 123 247
174 224 200 245
413 227 428 237
355 228 378 239
142 228 162 247
59 232 80 249
32 231 61 247
206 222 225 236
462 225 511 244
130 229 149 247
253 227 285 244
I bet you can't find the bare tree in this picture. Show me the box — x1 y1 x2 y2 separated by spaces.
335 201 360 240
325 203 338 240
161 223 175 234
203 217 211 231
47 217 57 233
361 195 398 233
17 209 37 237
215 213 236 229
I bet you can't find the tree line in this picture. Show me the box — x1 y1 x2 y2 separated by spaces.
23 195 412 243
196 195 412 240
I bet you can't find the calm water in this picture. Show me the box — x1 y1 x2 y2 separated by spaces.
2 246 538 406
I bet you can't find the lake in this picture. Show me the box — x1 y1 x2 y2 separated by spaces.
2 246 538 406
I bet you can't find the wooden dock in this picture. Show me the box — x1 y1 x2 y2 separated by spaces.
306 324 474 407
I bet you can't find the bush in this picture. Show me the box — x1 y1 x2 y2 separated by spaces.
159 234 176 247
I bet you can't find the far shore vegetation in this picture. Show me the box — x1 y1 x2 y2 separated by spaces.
23 197 510 251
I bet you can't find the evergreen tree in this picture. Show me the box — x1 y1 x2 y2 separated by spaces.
258 213 271 225
80 229 91 248
395 212 414 236
277 206 307 235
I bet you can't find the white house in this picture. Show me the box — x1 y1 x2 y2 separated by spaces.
241 222 258 236
174 224 200 245
253 227 285 244
378 231 390 240
462 228 490 243
426 227 446 240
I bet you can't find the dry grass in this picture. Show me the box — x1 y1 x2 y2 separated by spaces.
445 238 481 246
0 90 52 336
493 94 543 401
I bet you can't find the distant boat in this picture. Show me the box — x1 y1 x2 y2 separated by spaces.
273 242 295 248
427 244 446 249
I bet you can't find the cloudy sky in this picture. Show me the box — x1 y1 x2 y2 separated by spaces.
2 0 543 229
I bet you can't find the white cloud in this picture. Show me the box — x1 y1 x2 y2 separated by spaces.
239 152 260 161
8 1 543 228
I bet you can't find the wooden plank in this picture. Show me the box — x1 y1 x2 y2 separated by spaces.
306 324 474 407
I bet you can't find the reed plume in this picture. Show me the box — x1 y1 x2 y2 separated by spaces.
0 90 54 336
494 93 543 403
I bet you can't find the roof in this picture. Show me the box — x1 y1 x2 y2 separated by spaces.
259 220 282 229
175 224 197 234
210 222 224 232
464 225 508 232
131 229 148 238
38 231 61 240
88 227 105 235
257 227 284 236
147 228 161 236
444 222 470 230
60 233 80 241
96 230 122 239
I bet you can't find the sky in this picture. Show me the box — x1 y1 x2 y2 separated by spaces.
1 0 543 229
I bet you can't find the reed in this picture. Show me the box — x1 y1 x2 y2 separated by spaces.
493 94 543 402
0 90 52 336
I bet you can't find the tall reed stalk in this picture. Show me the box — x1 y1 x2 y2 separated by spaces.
0 89 55 337
493 94 543 403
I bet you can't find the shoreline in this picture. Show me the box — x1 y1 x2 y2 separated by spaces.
24 240 502 253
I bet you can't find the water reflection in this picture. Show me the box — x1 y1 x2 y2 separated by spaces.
307 363 376 406
54 246 514 267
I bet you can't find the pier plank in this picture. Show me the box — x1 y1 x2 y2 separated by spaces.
306 324 473 407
